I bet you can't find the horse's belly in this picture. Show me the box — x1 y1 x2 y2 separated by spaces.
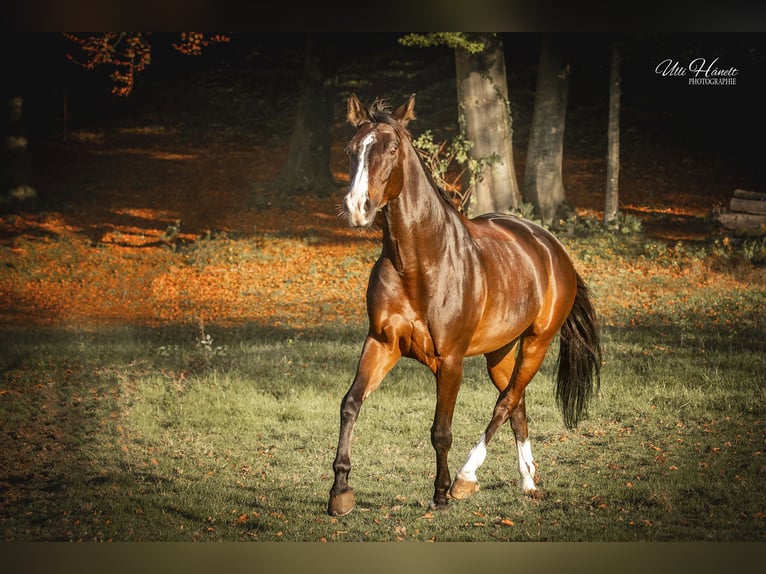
465 295 539 356
465 322 527 356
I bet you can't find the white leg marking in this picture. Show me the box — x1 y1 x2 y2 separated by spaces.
344 132 376 226
456 433 487 483
516 438 537 493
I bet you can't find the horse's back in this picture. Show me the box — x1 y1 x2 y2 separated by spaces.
471 213 564 247
468 213 574 277
463 213 579 351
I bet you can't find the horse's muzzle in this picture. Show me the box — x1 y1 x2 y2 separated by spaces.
343 194 377 228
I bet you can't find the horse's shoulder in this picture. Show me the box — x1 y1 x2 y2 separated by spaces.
367 255 404 294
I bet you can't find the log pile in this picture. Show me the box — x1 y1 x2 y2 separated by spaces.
716 189 766 233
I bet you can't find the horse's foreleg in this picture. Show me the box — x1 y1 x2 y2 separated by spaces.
328 336 399 516
429 358 463 511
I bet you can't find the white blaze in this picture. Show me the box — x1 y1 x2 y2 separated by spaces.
344 132 376 226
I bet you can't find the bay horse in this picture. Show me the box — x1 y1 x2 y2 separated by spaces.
328 94 602 516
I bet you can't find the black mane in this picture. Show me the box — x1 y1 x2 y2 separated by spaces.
368 98 393 123
367 98 414 138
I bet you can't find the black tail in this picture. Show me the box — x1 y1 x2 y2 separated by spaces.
556 273 602 429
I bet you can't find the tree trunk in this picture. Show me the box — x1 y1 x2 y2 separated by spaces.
1 95 37 210
604 41 622 228
523 33 571 227
252 34 337 202
455 34 521 217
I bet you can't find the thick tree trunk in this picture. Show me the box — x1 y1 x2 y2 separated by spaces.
455 34 521 217
252 34 337 202
523 33 571 226
604 41 622 228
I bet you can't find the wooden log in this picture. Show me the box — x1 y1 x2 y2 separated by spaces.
733 189 766 201
730 197 766 215
717 211 766 230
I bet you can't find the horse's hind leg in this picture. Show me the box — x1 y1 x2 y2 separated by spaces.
451 395 540 498
509 393 541 497
450 342 517 500
489 334 554 497
451 335 552 500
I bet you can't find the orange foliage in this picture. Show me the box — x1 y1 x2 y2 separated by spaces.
1 127 760 333
64 33 230 97
0 203 375 330
172 33 230 56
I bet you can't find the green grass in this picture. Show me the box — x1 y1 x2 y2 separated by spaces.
2 220 764 543
1 293 764 541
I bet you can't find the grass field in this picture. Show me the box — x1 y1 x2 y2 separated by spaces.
1 231 764 542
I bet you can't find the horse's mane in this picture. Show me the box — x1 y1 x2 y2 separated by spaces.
367 98 460 213
368 98 390 120
368 98 409 136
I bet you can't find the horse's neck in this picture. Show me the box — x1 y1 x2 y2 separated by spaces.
381 153 469 271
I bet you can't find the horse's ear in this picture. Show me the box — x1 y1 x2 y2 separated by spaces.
393 94 416 127
347 94 369 127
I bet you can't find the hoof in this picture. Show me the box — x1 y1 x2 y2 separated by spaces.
449 477 479 500
428 498 450 511
524 488 544 500
328 489 355 516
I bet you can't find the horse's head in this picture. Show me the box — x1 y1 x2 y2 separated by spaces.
342 94 416 228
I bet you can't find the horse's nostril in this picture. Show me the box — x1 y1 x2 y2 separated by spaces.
364 199 372 212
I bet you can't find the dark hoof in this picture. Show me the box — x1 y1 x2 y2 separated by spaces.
328 489 356 516
428 498 450 512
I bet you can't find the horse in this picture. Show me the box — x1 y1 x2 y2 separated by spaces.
328 94 602 516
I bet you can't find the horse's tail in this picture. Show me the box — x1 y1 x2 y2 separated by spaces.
556 272 602 429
